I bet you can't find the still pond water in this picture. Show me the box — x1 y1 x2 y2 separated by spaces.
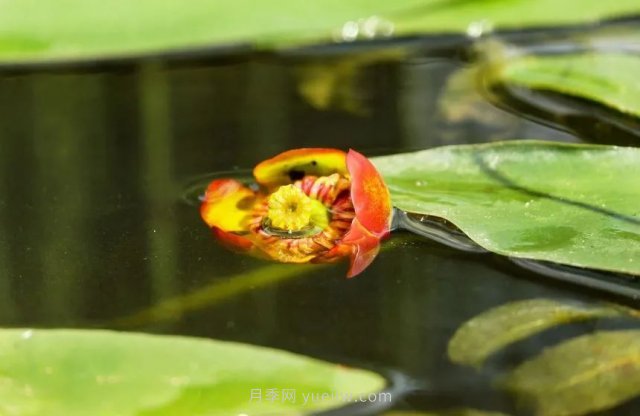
0 19 638 415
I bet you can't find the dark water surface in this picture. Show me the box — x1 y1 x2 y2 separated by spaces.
0 24 639 415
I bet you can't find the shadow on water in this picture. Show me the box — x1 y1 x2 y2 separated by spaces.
397 211 640 302
0 18 638 416
488 83 640 146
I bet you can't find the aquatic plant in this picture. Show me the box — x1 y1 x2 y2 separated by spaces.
200 148 392 277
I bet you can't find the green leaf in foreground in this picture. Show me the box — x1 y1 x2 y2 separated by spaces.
372 141 640 275
447 299 621 368
0 329 385 416
495 53 640 118
505 330 640 416
1 0 640 63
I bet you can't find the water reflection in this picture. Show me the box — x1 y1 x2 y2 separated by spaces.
0 30 636 414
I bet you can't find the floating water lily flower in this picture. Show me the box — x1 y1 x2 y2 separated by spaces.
200 148 392 277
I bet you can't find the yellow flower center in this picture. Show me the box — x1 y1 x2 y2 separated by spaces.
267 185 315 231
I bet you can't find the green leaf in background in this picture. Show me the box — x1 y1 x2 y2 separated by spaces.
447 299 622 368
494 53 640 118
1 0 640 63
394 0 640 36
372 141 640 276
505 330 640 416
0 329 385 415
0 0 419 63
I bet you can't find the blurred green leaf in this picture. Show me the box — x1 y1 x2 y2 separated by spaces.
0 329 385 415
505 330 640 416
448 299 622 367
394 0 640 35
2 0 640 63
495 53 640 118
0 0 417 63
373 141 640 275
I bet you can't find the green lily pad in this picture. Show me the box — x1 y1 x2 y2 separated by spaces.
495 53 640 118
372 141 640 275
505 330 640 416
448 299 622 368
0 328 386 415
2 0 640 64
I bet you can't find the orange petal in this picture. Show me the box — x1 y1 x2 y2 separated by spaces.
346 149 392 239
200 179 256 232
212 227 255 252
341 218 382 278
254 148 348 188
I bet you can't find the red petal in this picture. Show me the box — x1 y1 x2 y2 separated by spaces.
254 148 348 188
341 218 382 278
346 149 392 239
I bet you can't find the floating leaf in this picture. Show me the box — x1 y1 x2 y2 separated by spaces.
495 53 640 118
505 330 640 416
448 299 622 367
1 0 640 63
372 141 640 276
0 329 385 415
